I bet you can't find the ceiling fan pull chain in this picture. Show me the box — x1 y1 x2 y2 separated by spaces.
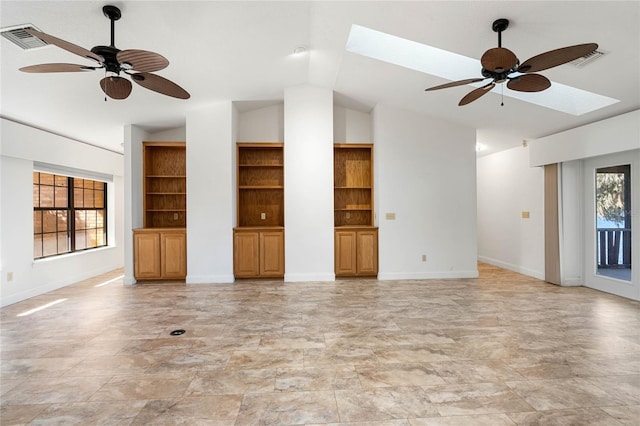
104 69 108 102
501 84 504 106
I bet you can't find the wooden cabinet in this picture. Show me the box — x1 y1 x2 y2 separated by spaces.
335 227 378 277
143 142 186 228
233 227 284 278
234 143 285 278
334 144 378 277
133 228 186 281
134 231 161 279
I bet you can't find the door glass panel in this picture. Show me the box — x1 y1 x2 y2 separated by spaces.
595 165 631 281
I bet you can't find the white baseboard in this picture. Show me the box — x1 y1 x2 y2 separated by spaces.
477 256 545 280
377 270 479 280
186 274 235 284
284 273 335 282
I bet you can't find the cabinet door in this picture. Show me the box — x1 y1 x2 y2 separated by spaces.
357 230 378 276
134 232 161 279
234 231 260 277
335 230 357 276
260 231 284 276
161 232 187 279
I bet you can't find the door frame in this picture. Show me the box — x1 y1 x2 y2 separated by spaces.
582 150 639 300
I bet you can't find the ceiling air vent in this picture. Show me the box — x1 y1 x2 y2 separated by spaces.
569 49 606 67
1 24 48 50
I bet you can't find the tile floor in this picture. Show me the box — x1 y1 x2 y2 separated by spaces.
1 263 639 425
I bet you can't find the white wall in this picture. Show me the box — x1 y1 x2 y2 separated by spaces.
559 160 583 285
237 104 284 142
530 110 640 167
477 145 545 279
372 104 478 279
123 124 148 285
148 126 186 141
1 118 124 306
284 85 335 281
186 102 235 283
334 105 371 142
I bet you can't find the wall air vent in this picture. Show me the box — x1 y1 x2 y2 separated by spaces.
1 24 48 50
569 49 606 67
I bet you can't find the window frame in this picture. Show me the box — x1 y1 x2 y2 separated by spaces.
33 172 108 259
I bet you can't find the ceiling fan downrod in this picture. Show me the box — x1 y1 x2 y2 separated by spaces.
492 18 509 48
103 5 121 48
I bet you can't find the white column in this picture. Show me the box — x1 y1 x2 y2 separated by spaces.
185 102 235 283
284 85 335 281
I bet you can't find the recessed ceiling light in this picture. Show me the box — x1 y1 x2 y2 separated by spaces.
346 24 618 115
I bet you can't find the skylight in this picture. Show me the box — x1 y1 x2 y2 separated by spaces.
346 24 618 115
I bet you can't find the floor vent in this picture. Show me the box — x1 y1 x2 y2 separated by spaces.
569 49 606 67
1 25 48 50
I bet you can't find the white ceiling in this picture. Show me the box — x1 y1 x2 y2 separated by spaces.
1 1 638 156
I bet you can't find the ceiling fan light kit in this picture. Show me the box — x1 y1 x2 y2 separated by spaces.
19 5 190 100
425 18 598 106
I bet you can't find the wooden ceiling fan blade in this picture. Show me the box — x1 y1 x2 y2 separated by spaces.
99 76 132 99
507 74 551 92
25 28 103 64
481 47 518 72
425 78 487 91
19 63 98 73
458 82 495 106
518 43 598 73
130 72 190 99
117 49 169 73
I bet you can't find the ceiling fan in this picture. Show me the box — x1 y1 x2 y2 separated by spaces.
425 18 597 106
19 5 190 100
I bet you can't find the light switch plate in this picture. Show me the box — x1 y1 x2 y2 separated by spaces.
385 212 396 220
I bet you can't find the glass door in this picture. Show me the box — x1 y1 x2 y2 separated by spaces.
584 151 639 300
595 165 631 281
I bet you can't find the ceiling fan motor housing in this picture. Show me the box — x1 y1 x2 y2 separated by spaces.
91 45 121 74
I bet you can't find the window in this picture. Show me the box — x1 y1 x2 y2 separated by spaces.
33 172 107 259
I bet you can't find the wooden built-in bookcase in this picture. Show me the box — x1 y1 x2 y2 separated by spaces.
334 143 378 277
134 141 187 281
234 143 285 278
334 144 374 227
143 142 186 228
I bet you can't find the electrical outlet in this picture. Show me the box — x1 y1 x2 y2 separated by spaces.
346 212 351 219
7 272 13 281
521 211 530 219
260 212 266 220
173 213 179 220
421 254 427 262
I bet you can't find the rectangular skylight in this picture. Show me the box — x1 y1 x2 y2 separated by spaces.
346 24 618 115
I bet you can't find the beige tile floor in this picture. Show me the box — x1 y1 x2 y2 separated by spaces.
1 263 639 425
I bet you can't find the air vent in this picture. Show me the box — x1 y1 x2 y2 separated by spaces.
569 49 606 67
1 24 48 50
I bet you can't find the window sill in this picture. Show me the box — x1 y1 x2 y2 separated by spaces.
33 245 115 265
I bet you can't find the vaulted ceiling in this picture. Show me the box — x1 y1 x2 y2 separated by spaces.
1 1 638 156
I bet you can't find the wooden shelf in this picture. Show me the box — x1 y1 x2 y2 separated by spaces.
147 192 187 195
143 142 186 228
236 143 284 227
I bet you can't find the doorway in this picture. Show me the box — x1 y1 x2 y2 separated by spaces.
583 151 639 300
